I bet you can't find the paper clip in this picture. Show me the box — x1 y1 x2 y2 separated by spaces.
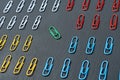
27 0 36 13
110 14 118 30
32 15 42 30
78 60 90 80
96 0 105 11
0 35 8 50
99 60 109 80
52 0 61 13
0 55 12 73
82 0 90 11
49 26 61 40
26 58 38 76
10 35 20 52
0 16 6 29
3 0 13 13
19 15 29 30
85 37 96 55
112 0 120 12
76 14 85 30
66 0 75 11
104 37 114 55
92 14 100 30
68 36 78 54
39 0 48 12
16 0 25 13
7 16 17 30
13 56 25 75
22 35 33 52
42 57 54 77
119 71 120 80
60 58 71 79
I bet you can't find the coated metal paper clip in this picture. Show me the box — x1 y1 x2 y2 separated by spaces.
92 14 100 30
7 16 17 30
78 60 90 80
16 0 25 13
39 0 48 12
110 14 118 30
119 71 120 80
85 37 96 55
49 26 61 40
0 35 8 50
112 0 120 12
3 0 13 13
22 35 33 52
42 57 54 77
19 15 29 30
66 0 75 11
99 60 109 80
104 37 114 55
0 16 6 28
0 55 12 73
26 58 38 76
60 58 71 79
82 0 90 11
52 0 61 13
27 0 36 13
68 36 78 54
32 15 42 30
76 14 85 30
96 0 105 11
10 35 20 52
13 56 25 75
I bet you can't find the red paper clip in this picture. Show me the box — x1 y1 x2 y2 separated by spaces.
112 0 120 12
66 0 75 11
92 14 100 30
82 0 90 11
76 14 85 30
110 14 118 30
96 0 105 11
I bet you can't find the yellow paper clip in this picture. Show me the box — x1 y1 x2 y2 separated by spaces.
0 55 12 73
0 35 8 50
26 58 38 76
10 34 20 52
22 35 33 52
13 56 25 75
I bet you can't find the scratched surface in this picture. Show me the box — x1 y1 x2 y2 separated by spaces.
0 0 120 80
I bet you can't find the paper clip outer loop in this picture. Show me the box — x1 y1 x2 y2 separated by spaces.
85 37 96 55
68 36 79 54
42 57 54 77
26 58 38 76
82 0 90 11
39 0 48 12
110 14 118 30
66 0 75 11
0 16 6 28
52 0 61 13
0 55 12 73
13 56 25 75
112 0 119 12
27 0 36 13
96 0 105 11
10 34 20 52
99 60 109 80
76 14 85 30
104 37 114 55
60 58 71 79
16 0 25 13
78 60 90 80
92 14 100 30
0 35 8 50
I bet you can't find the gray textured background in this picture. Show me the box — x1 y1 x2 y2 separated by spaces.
0 0 120 80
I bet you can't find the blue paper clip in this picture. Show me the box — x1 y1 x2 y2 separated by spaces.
42 57 54 77
68 36 79 54
85 37 96 55
104 37 114 55
78 60 90 80
119 71 120 80
99 60 109 80
60 58 71 79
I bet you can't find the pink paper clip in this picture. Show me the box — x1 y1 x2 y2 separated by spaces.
66 0 75 11
96 0 105 11
110 14 118 30
76 14 85 30
82 0 90 11
112 0 120 12
92 14 100 30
